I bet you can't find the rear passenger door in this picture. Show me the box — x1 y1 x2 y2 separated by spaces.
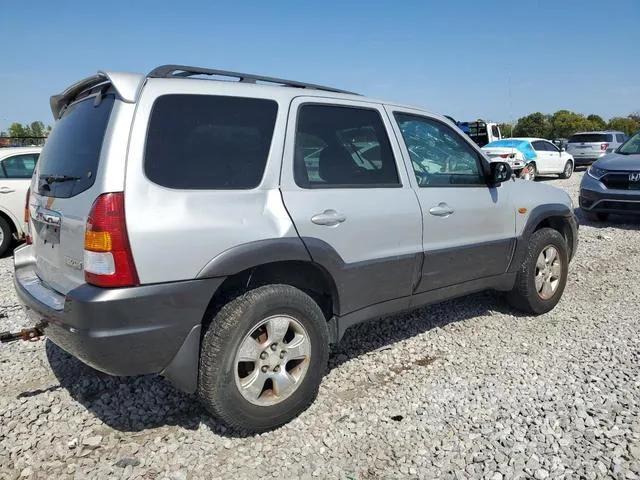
388 109 516 293
280 97 423 316
531 140 554 173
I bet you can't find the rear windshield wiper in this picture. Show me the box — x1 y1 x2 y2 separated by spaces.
41 174 82 184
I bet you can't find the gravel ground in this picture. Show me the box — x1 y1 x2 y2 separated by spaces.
1 170 639 480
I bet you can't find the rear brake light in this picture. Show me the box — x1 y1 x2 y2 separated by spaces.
83 192 139 288
601 143 609 151
24 188 31 245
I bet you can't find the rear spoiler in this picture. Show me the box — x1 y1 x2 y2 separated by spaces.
50 71 145 120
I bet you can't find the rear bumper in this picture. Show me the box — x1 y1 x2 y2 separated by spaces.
570 153 606 166
13 245 224 392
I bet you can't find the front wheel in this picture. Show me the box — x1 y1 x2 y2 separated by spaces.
559 160 573 179
198 284 329 433
507 228 569 314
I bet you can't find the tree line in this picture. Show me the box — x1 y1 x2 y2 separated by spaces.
0 121 52 139
498 111 639 140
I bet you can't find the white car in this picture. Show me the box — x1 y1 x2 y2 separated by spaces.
482 138 574 181
0 147 40 256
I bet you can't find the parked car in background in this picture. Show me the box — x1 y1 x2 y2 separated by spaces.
566 131 628 166
0 147 40 256
14 65 578 433
456 120 502 147
482 138 574 181
579 131 640 221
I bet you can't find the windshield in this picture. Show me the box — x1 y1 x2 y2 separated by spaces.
618 133 640 155
37 94 115 198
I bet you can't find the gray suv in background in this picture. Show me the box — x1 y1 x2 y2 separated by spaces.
14 65 578 432
566 131 628 166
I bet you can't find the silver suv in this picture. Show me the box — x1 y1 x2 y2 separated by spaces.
14 65 578 432
566 131 628 166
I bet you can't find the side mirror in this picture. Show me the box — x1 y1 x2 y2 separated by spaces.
489 161 512 186
560 147 566 152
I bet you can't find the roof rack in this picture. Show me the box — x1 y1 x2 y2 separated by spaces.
147 64 360 96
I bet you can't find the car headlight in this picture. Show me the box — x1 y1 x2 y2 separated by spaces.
587 165 607 180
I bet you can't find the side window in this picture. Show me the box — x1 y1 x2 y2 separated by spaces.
605 134 614 142
394 113 485 187
531 141 546 152
545 141 559 152
294 104 400 188
145 94 278 190
616 134 626 143
2 154 39 178
491 125 500 138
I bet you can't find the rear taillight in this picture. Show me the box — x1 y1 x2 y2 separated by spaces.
24 188 31 245
601 143 609 151
83 192 139 288
499 154 509 158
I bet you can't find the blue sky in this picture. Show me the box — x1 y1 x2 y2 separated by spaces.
1 0 638 132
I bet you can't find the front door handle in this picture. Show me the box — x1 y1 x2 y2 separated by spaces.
0 187 15 194
429 202 454 217
311 209 346 226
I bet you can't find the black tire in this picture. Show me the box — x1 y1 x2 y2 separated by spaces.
507 228 569 315
584 211 609 222
0 217 13 257
559 160 573 179
198 284 329 433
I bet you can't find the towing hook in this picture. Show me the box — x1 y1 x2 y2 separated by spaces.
0 322 48 344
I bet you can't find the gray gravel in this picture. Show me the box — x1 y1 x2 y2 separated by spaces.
1 170 639 480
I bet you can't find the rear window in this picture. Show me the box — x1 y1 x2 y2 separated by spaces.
37 94 115 198
145 94 278 190
568 133 610 143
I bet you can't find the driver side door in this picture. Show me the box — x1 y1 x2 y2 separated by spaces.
387 108 516 293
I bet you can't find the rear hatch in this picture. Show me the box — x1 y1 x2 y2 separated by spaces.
567 133 612 158
29 91 117 296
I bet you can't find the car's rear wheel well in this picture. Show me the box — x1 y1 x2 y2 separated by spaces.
202 261 338 331
534 216 574 258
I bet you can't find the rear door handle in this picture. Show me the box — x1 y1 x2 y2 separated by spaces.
311 209 346 226
429 202 454 217
0 187 15 194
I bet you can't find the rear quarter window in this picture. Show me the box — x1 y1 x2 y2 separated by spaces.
144 94 278 190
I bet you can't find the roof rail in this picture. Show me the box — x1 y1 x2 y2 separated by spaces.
147 64 360 96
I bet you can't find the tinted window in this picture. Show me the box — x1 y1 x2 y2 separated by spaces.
394 113 484 187
2 154 38 178
37 94 114 198
294 105 399 188
532 141 547 151
568 133 608 143
145 95 278 190
544 141 559 152
616 134 627 143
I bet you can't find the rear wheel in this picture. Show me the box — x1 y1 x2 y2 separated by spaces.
584 211 609 222
0 217 13 257
198 284 329 433
507 228 568 314
559 160 573 179
528 163 537 181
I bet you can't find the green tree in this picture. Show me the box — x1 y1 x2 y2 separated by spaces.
498 123 513 138
513 112 550 138
586 114 606 130
8 122 27 138
607 117 638 136
29 121 46 137
549 110 591 139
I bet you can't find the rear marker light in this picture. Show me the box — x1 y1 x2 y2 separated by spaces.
84 192 139 288
24 188 32 245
